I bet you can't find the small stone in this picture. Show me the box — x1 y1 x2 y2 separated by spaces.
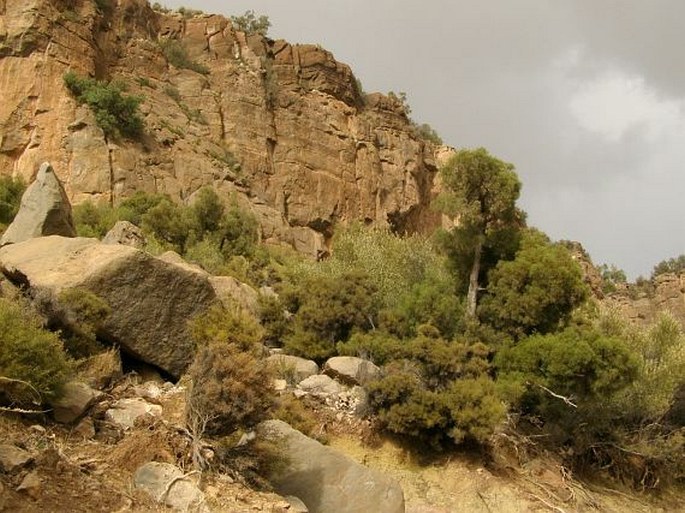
0 444 33 473
105 398 163 429
285 495 309 513
273 379 288 392
50 381 103 424
29 425 46 434
16 471 41 498
72 417 95 439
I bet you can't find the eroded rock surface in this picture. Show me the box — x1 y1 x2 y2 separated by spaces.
258 420 405 513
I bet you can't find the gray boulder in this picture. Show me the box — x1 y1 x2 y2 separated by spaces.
0 236 219 378
102 220 147 248
134 462 209 512
257 420 404 513
0 162 75 246
267 354 320 384
49 381 103 424
297 375 344 398
323 356 381 386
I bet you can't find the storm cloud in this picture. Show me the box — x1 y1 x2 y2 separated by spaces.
164 0 685 278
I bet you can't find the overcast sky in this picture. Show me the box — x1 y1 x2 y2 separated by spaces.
163 0 684 279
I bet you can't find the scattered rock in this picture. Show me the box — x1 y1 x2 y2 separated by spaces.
134 462 209 512
49 381 103 424
132 381 164 401
297 375 344 398
257 420 404 513
268 354 320 383
102 220 147 248
16 471 41 498
323 356 380 386
105 398 163 429
0 162 76 247
0 236 219 378
273 379 288 392
72 417 96 440
0 444 33 473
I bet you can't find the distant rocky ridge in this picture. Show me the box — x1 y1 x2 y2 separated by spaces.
0 0 446 257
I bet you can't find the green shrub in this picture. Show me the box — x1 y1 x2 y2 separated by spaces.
283 271 379 361
159 39 209 75
57 288 111 358
141 198 197 253
0 176 25 228
480 230 588 338
64 71 143 139
367 331 503 448
0 297 71 403
230 10 271 35
187 306 274 436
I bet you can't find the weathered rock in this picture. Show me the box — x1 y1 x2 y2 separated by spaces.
258 420 404 513
0 236 219 378
297 375 344 398
16 471 41 498
209 275 259 315
134 462 208 512
267 354 320 384
323 356 381 386
0 444 33 473
72 417 96 440
0 162 76 246
49 381 103 424
0 1 442 257
102 220 147 248
105 398 162 429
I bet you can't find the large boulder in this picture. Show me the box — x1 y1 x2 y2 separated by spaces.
0 236 219 378
0 162 76 246
258 420 404 513
102 220 147 248
323 356 381 386
267 354 319 384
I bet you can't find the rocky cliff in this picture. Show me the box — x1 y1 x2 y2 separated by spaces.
0 0 444 256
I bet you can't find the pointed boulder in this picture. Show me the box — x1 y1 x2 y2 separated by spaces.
0 162 76 246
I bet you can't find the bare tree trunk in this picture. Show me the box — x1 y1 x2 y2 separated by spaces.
466 238 483 319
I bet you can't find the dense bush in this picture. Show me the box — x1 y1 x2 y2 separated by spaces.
187 306 274 436
480 230 588 337
367 330 504 448
0 176 25 228
283 271 380 361
64 71 143 139
652 254 685 278
0 297 71 403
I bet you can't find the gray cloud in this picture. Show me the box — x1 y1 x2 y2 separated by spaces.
163 0 685 278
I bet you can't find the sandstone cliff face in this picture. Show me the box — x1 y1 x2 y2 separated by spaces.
0 0 443 255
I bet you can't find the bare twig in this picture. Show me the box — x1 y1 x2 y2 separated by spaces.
531 383 577 408
528 492 567 513
0 406 51 414
161 470 200 503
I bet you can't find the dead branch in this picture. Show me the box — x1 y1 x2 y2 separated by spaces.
531 383 577 408
161 470 200 503
0 406 51 414
527 493 567 513
0 376 43 405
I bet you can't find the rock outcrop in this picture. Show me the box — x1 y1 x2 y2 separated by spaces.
0 162 75 246
0 1 444 258
258 420 405 513
0 236 219 378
